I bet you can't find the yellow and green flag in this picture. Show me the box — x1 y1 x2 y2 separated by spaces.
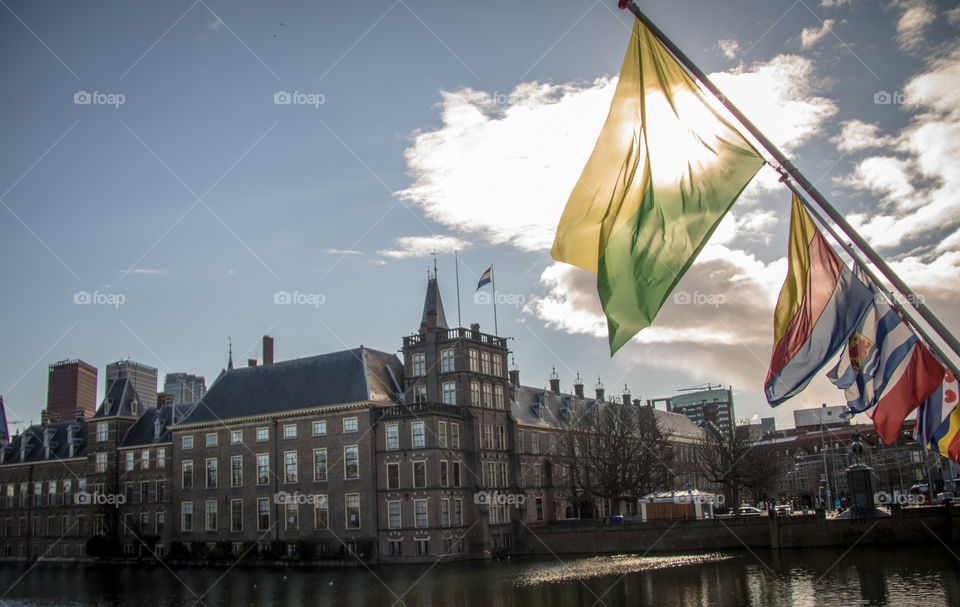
551 19 764 353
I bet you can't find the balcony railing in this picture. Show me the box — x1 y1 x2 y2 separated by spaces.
375 401 464 419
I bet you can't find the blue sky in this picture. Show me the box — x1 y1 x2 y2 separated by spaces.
2 0 958 433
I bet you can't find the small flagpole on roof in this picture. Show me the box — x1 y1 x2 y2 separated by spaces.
492 265 499 337
455 250 462 328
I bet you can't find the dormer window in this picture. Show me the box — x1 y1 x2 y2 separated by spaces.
154 419 162 440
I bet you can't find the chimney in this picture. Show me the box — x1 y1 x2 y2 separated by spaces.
595 378 605 403
573 372 584 399
548 367 560 394
247 359 257 367
509 369 520 388
622 384 631 406
470 323 480 336
262 335 274 365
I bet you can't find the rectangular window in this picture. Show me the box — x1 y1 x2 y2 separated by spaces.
469 349 479 372
231 430 242 444
205 501 217 532
257 498 270 531
345 494 361 529
181 503 193 532
413 385 427 403
484 462 496 487
344 446 359 480
494 385 504 409
313 495 328 529
157 447 166 468
386 424 399 451
312 420 326 436
313 448 328 482
440 461 449 487
284 452 298 483
156 512 165 534
412 421 425 449
206 458 217 489
441 498 450 527
453 462 461 488
496 426 505 450
387 462 400 489
442 382 456 405
412 353 426 376
343 417 358 433
493 354 503 378
549 434 556 455
536 497 544 521
414 499 428 528
126 451 135 471
517 430 523 452
156 480 165 502
532 464 541 488
285 502 298 530
283 424 297 439
205 433 217 447
231 455 243 487
470 381 480 405
182 435 193 449
481 351 491 375
483 424 494 450
63 480 72 505
451 424 460 449
440 348 455 373
454 499 463 526
531 433 539 454
416 538 428 556
231 500 242 532
256 427 268 441
482 384 492 407
413 461 426 488
389 539 402 557
498 462 508 488
140 481 150 503
257 454 270 485
141 450 150 470
96 422 109 442
438 421 447 448
388 500 401 529
182 461 193 489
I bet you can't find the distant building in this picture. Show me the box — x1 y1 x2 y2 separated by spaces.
163 373 206 405
648 386 735 435
106 360 158 411
794 405 849 429
745 417 776 438
47 359 98 420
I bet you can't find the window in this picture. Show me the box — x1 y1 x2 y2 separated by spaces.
283 424 297 439
414 499 428 528
182 436 193 449
413 461 426 488
48 481 56 505
62 480 71 505
256 427 268 441
413 385 427 403
470 381 480 405
483 424 494 450
440 348 455 373
388 539 402 557
343 417 358 433
205 501 217 532
285 502 298 530
205 433 217 447
181 503 193 532
482 384 492 407
441 499 450 527
96 422 109 442
496 426 505 450
412 353 425 376
388 501 401 529
231 456 243 487
386 424 399 451
453 462 461 488
157 448 166 468
141 450 150 470
484 462 496 487
481 351 492 374
206 459 217 489
284 452 298 483
440 461 449 487
517 430 523 452
345 494 360 529
416 538 429 556
469 349 479 372
549 434 556 455
531 433 539 454
313 449 327 481
387 463 399 489
312 420 326 436
257 498 270 531
156 480 165 501
493 354 503 378
442 382 456 405
231 430 242 444
494 385 504 409
532 464 541 488
257 454 270 485
344 446 359 480
451 424 460 449
140 481 150 503
412 421 425 449
182 461 193 489
498 462 508 487
156 512 165 534
126 451 135 471
314 495 328 529
438 421 447 448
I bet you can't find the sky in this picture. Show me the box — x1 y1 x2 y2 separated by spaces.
1 0 958 435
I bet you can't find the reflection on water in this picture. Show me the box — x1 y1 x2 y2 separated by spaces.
0 544 958 606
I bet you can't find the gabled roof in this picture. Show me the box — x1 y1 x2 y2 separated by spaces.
420 277 449 330
0 396 8 443
121 402 197 447
175 346 403 426
0 419 88 464
93 378 143 418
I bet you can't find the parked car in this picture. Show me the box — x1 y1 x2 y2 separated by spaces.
738 505 763 516
934 492 957 505
774 504 792 515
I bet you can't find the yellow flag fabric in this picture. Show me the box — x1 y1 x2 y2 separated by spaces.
550 19 764 353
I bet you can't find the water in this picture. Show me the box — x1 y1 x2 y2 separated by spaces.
0 545 958 606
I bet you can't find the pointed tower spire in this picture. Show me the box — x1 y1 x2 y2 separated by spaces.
227 337 234 371
420 275 449 331
0 396 8 446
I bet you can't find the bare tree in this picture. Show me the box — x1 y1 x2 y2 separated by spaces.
695 423 786 510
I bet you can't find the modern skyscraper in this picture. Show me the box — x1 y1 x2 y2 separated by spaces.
105 360 158 410
46 359 98 420
648 385 736 435
163 373 206 404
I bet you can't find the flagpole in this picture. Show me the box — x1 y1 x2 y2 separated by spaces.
491 265 499 337
621 1 960 366
455 250 463 328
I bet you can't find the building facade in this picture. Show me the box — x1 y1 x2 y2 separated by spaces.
163 373 207 405
106 360 158 410
46 359 98 421
649 386 735 435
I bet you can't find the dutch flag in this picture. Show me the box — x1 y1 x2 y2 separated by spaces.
476 266 492 291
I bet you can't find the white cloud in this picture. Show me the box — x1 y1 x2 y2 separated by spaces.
895 0 936 51
717 39 740 60
119 268 168 276
831 120 894 152
324 248 362 255
378 235 470 259
801 19 835 49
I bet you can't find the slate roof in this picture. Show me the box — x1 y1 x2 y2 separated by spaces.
92 378 143 418
121 402 197 447
175 346 403 426
0 419 88 464
510 385 704 441
420 277 449 330
0 396 8 443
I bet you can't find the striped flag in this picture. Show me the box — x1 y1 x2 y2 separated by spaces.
765 196 874 405
916 372 959 459
476 266 492 291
